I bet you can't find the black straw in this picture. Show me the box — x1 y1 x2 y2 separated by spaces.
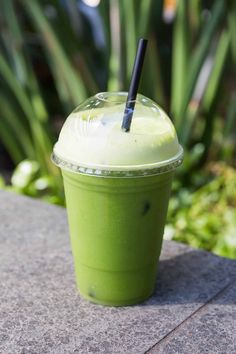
121 38 148 132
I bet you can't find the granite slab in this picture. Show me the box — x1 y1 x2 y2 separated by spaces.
148 280 236 354
0 190 235 354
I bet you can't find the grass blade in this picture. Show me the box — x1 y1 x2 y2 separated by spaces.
0 55 36 126
108 0 121 91
0 119 24 164
0 92 35 158
188 0 201 39
228 0 236 65
180 30 230 147
21 0 87 105
223 92 236 139
50 0 100 96
2 0 49 123
141 34 165 107
178 0 225 129
200 30 230 157
121 0 137 79
171 0 189 124
0 54 53 174
202 31 230 111
138 0 153 38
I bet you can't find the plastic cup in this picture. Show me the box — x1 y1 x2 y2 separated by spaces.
52 92 183 306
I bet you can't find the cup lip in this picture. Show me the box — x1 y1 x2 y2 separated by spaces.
51 146 184 178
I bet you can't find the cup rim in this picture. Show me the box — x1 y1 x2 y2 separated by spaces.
51 146 184 178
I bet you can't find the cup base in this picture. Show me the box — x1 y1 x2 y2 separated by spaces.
79 289 154 307
74 262 157 307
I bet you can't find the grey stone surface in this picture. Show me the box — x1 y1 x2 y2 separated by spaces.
148 280 236 354
0 190 235 354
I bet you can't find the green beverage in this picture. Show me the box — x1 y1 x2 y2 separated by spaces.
52 92 183 306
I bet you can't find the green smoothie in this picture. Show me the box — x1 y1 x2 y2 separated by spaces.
52 92 183 306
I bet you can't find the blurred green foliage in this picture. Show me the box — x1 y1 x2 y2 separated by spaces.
2 160 64 205
0 0 236 258
167 162 236 259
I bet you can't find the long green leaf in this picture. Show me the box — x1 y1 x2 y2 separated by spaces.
117 0 128 89
202 31 230 110
138 0 153 38
50 0 100 96
1 0 27 84
98 0 111 67
21 0 87 105
73 55 99 95
0 92 34 158
223 93 236 139
121 0 137 79
0 54 52 173
0 119 24 164
180 30 230 147
0 55 36 126
0 1 54 174
141 35 165 107
188 0 201 39
2 0 49 123
108 0 121 91
178 0 225 128
171 0 189 123
228 0 236 65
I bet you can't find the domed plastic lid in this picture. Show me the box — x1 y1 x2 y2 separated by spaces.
52 92 183 177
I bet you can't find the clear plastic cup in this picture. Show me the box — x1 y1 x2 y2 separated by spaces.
52 92 183 306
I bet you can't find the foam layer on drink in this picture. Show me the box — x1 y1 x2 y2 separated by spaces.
53 94 183 172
